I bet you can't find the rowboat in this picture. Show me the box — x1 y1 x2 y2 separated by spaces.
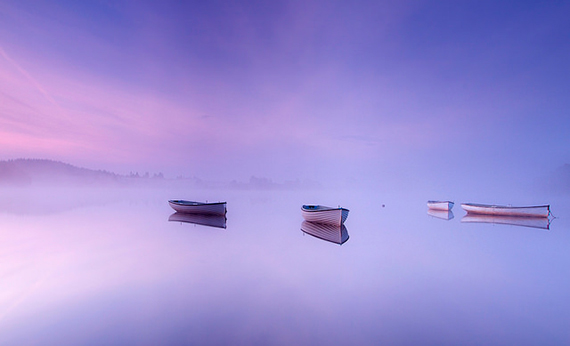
461 203 550 218
301 221 349 245
427 209 454 220
461 214 550 230
301 205 349 226
427 200 454 211
168 212 227 229
168 200 227 216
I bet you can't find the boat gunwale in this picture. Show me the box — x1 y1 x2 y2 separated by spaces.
427 200 454 204
169 200 227 206
301 205 349 213
461 203 550 210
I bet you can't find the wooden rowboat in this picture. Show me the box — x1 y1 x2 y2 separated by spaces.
301 205 349 226
427 200 454 211
168 200 227 216
461 203 550 218
301 221 349 245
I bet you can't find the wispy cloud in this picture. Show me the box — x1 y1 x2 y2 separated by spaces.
0 46 60 108
0 0 568 179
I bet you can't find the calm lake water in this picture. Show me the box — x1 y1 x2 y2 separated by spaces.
0 185 569 345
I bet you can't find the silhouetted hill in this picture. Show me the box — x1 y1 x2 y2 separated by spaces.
0 159 321 190
0 159 121 186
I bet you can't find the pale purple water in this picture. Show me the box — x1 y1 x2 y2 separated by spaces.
0 186 568 345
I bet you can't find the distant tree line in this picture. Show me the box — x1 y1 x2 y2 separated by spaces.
0 159 164 186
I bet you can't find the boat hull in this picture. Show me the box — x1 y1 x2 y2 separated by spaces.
301 205 349 226
461 203 550 218
427 201 454 211
168 200 227 216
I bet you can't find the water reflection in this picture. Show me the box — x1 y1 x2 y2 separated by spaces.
427 209 455 220
300 221 349 245
168 212 227 229
461 214 551 230
0 187 113 215
0 186 568 345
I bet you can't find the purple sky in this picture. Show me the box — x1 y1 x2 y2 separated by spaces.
1 1 569 183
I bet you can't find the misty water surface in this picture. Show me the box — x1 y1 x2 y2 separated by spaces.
0 184 568 345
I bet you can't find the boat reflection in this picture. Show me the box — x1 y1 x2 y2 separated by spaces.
427 209 454 220
168 212 227 229
301 221 349 245
461 214 550 230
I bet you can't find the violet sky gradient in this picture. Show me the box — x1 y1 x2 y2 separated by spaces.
0 1 569 184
